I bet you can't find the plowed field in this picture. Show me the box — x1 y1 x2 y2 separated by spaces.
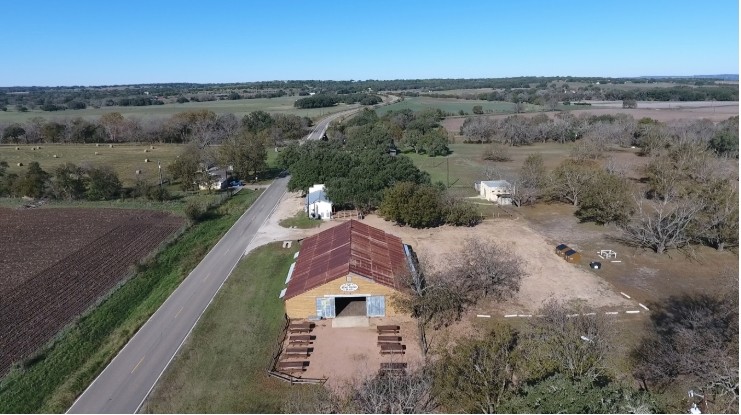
0 208 184 375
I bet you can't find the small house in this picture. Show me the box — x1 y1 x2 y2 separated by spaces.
564 249 581 263
476 180 513 205
305 184 332 220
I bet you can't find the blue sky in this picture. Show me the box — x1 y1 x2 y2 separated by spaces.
2 0 738 86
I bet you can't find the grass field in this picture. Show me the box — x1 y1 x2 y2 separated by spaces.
405 142 576 193
0 189 262 413
0 143 182 186
0 96 361 123
141 242 298 413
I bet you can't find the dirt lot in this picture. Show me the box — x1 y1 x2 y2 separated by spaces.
282 317 424 391
0 208 184 374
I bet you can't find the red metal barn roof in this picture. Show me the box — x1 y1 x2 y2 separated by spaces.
284 220 408 300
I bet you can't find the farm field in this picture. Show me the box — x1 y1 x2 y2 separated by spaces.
0 96 362 123
376 96 541 114
0 143 182 186
0 208 184 375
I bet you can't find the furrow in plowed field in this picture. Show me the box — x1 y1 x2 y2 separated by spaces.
0 208 184 375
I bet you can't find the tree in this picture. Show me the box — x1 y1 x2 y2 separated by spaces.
168 144 203 191
619 197 705 254
631 287 738 413
622 99 638 109
349 368 437 414
520 300 615 383
434 324 519 413
99 112 126 142
86 166 122 200
2 123 25 143
14 162 49 198
576 171 635 225
510 154 546 207
447 238 525 300
695 181 738 251
219 130 267 180
482 144 511 162
472 105 484 115
550 158 600 206
379 182 445 228
48 163 86 200
242 110 274 133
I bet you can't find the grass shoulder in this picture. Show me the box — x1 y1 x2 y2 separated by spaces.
279 209 322 229
0 189 262 413
141 242 298 413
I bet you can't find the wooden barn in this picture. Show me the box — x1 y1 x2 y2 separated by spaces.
564 249 581 263
282 220 411 319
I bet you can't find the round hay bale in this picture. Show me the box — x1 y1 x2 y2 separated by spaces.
95 151 99 155
135 169 142 174
53 155 58 158
144 158 150 162
150 146 155 149
109 144 113 148
31 147 36 150
143 149 149 153
17 162 23 167
15 147 19 150
96 143 100 147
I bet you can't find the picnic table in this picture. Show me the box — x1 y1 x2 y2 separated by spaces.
380 343 405 355
377 325 400 334
380 362 407 371
288 335 312 345
284 347 311 357
276 360 308 372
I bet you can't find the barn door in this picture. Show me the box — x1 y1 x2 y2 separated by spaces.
366 296 385 317
315 297 335 318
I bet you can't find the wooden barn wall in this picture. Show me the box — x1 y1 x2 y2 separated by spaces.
285 272 404 319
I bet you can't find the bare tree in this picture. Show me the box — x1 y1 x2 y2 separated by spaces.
619 197 705 254
520 300 616 382
550 158 600 206
349 368 437 414
447 238 525 300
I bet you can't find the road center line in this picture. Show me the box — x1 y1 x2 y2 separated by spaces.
131 356 145 374
174 306 184 318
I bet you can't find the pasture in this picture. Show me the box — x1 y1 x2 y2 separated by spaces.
0 143 182 186
0 96 361 123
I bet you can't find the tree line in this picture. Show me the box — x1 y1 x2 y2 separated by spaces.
0 161 126 201
293 93 382 109
0 110 312 146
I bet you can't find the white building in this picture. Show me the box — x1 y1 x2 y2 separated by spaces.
476 180 513 205
305 184 333 220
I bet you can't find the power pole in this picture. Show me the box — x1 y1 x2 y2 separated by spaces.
158 160 163 188
446 156 449 187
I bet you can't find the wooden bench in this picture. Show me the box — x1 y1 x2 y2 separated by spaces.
288 335 312 345
377 325 400 334
378 335 402 342
284 347 312 357
380 343 405 354
380 362 407 372
276 360 308 372
289 324 312 334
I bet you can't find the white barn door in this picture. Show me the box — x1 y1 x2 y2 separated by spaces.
366 296 385 317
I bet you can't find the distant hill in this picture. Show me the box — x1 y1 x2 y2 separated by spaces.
639 74 738 81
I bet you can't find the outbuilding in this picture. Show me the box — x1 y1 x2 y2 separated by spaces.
283 220 411 319
305 184 333 220
476 180 513 205
555 244 570 257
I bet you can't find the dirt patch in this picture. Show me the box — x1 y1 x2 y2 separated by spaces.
0 208 184 375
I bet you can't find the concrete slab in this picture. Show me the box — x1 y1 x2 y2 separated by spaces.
331 316 369 328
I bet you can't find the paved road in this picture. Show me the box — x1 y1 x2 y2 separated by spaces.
304 107 360 141
67 178 288 414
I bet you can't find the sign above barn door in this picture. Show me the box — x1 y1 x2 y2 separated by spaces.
340 282 359 292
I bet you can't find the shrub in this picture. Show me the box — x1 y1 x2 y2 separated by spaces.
184 201 206 223
483 144 512 162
